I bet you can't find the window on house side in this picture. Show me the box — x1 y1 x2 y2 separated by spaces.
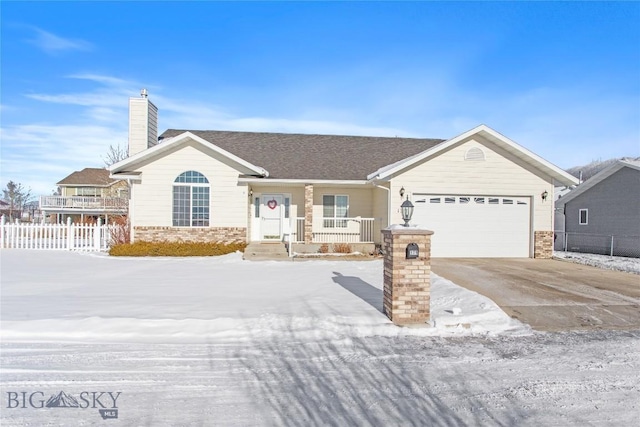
77 187 100 197
173 171 210 227
323 195 348 228
579 209 588 225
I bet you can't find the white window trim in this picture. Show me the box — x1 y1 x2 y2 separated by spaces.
172 172 211 228
579 208 588 225
322 194 349 229
76 187 101 197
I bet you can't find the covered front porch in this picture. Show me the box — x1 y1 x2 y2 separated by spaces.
242 181 390 250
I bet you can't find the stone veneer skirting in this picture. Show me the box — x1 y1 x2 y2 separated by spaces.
534 230 553 259
134 226 247 243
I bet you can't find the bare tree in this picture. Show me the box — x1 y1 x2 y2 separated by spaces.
102 144 128 167
2 181 34 221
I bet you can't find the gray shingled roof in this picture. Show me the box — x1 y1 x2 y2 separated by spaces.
57 168 117 186
160 130 445 180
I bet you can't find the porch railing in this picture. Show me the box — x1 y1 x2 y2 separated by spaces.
313 217 376 243
289 217 305 243
287 217 376 243
40 196 128 212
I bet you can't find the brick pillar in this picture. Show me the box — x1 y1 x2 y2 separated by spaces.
534 230 553 259
382 227 434 326
304 184 313 244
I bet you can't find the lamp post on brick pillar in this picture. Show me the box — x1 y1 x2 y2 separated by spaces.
381 197 434 326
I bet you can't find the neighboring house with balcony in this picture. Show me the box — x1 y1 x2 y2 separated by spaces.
0 200 11 218
555 160 640 257
108 91 577 258
40 167 128 223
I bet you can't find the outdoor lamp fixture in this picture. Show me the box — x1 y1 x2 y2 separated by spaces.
249 188 253 197
401 196 414 227
541 190 548 201
399 186 405 197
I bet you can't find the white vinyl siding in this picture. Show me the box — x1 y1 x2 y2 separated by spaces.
130 142 248 227
390 138 553 233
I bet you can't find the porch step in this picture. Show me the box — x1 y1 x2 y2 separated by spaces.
243 243 291 261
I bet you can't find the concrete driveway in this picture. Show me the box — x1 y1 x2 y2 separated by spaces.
431 258 640 331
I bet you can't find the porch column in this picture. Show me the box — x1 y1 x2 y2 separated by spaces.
304 184 313 244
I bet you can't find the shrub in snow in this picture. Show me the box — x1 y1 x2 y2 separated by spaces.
109 241 247 257
109 215 131 245
333 243 352 254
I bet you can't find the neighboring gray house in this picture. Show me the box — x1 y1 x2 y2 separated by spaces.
555 160 640 257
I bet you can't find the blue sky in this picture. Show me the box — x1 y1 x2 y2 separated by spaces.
1 1 639 196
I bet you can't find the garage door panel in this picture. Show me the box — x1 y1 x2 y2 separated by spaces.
413 195 530 257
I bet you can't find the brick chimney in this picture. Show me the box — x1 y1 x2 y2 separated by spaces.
128 89 158 156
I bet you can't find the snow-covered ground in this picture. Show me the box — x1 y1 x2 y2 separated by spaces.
1 250 638 425
554 251 640 274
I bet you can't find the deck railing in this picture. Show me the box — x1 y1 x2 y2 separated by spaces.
39 196 128 212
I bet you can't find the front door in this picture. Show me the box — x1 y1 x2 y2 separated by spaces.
261 194 284 240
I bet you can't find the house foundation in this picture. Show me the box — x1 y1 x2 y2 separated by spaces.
133 226 246 243
382 227 433 326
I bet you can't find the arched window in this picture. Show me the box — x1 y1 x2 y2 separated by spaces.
173 171 210 227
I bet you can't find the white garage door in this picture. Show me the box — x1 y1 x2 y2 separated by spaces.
412 195 531 257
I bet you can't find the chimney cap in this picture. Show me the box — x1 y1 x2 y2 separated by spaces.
141 88 148 98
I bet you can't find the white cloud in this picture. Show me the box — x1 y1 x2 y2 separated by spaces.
5 70 638 196
2 74 415 195
0 124 127 195
27 27 92 55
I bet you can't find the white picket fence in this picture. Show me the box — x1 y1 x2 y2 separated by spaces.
0 216 113 251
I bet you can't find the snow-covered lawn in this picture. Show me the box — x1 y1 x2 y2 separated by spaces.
0 250 528 342
1 250 638 425
554 251 640 274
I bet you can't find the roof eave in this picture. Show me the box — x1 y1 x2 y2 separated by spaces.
555 161 632 206
109 131 269 177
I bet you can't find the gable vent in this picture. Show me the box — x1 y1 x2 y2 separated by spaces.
464 147 485 161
